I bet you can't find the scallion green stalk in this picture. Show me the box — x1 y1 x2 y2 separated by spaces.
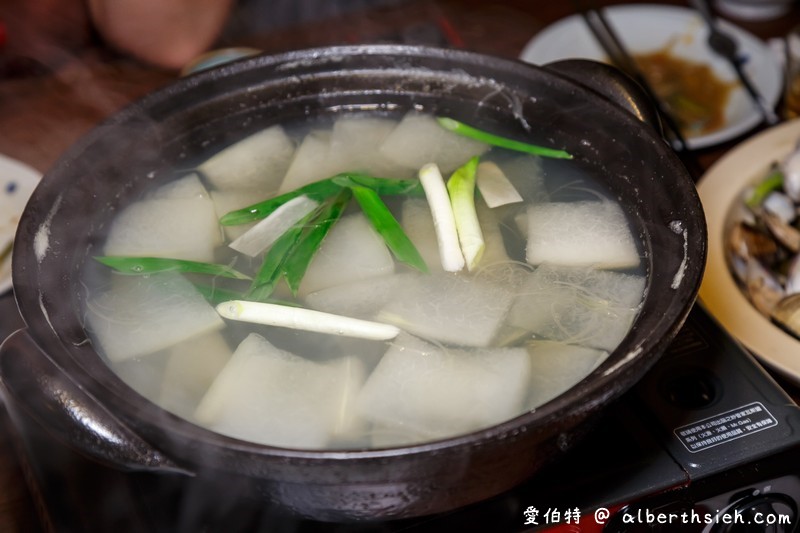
245 212 315 301
283 188 352 294
217 300 401 340
418 162 465 272
447 156 484 271
349 184 428 273
219 178 342 226
332 174 424 196
437 117 573 159
746 167 784 209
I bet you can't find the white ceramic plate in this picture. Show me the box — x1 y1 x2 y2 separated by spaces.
698 119 800 383
519 4 782 149
0 154 41 295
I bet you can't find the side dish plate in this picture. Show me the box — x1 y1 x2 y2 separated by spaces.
0 154 41 295
698 119 800 383
520 4 782 149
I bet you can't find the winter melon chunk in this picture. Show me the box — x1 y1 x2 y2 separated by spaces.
379 113 489 175
298 213 395 295
327 117 413 178
525 200 640 269
158 332 234 419
198 125 294 191
401 198 443 273
377 272 515 347
303 272 419 319
507 264 645 351
85 272 225 362
103 174 221 262
210 188 271 240
356 334 531 443
194 333 366 448
278 130 335 193
525 341 608 409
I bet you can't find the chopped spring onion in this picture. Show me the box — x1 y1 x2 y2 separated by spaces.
419 163 465 272
283 189 352 294
228 195 319 257
220 172 423 228
447 157 484 271
476 161 523 208
219 178 342 226
94 256 252 280
349 184 428 273
437 117 573 160
332 174 424 196
216 300 401 340
746 167 784 209
246 211 316 301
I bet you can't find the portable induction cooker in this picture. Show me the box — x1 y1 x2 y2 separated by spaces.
2 303 799 533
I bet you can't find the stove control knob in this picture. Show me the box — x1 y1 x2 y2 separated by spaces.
711 493 797 532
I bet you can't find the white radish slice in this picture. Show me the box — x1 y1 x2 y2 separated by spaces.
524 340 608 409
152 173 209 199
327 117 413 178
85 273 225 362
376 273 515 347
499 155 549 204
198 125 295 191
525 200 641 269
476 201 511 265
228 195 319 257
103 174 221 263
107 352 168 403
194 333 367 448
507 264 645 351
298 213 395 295
278 130 334 193
401 198 444 273
158 332 233 419
476 161 523 208
216 300 401 341
303 272 419 318
378 113 488 174
356 333 531 442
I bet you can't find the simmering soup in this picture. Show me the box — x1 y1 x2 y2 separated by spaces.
82 111 646 450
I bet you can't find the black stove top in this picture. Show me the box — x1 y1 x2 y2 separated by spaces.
4 303 800 532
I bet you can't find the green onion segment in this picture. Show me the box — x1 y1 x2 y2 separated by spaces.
437 117 573 160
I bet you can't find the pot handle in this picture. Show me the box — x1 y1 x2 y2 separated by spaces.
0 328 192 475
544 59 663 134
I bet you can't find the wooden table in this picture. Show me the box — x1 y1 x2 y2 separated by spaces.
1 1 800 530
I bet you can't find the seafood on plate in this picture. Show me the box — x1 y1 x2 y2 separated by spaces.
727 141 800 337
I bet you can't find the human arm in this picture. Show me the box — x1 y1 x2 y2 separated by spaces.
86 0 236 70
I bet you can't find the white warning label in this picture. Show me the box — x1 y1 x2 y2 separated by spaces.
674 402 777 453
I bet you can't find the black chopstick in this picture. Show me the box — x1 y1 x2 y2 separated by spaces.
579 9 690 150
689 0 780 126
573 2 705 180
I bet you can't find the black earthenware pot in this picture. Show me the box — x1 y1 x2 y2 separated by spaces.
0 45 705 522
